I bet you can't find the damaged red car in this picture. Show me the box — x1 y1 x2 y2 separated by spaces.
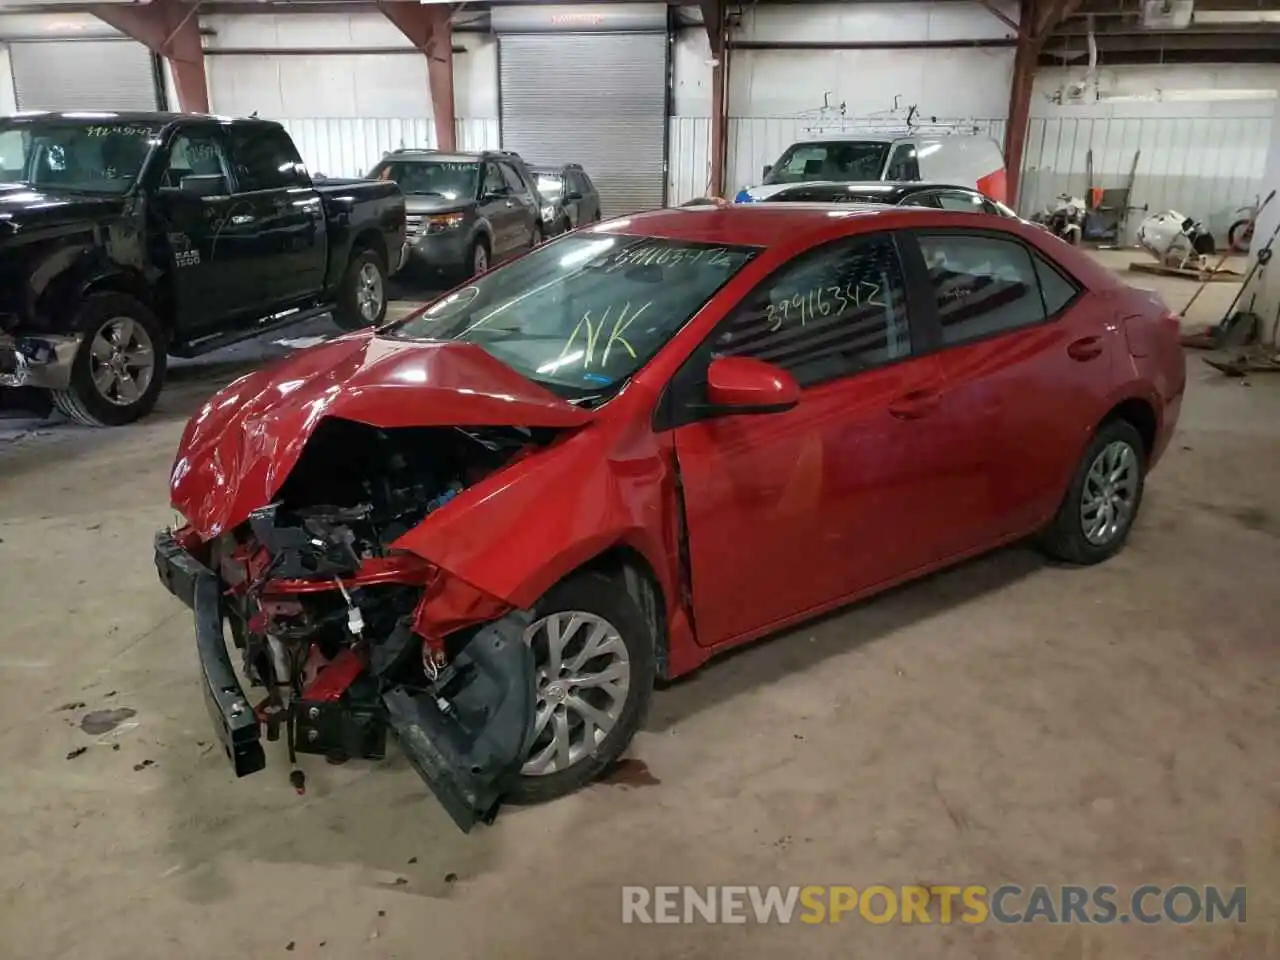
155 204 1184 831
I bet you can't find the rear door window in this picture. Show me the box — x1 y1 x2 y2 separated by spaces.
917 234 1078 345
226 125 308 192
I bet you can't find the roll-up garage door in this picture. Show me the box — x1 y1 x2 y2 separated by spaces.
499 32 667 217
10 40 159 112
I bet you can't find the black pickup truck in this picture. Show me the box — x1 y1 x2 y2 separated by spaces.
0 112 406 426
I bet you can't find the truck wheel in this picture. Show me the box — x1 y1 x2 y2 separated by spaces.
334 248 387 331
504 571 656 806
51 292 166 428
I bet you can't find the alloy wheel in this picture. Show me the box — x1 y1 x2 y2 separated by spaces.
357 262 384 323
89 316 156 407
521 611 631 776
1080 440 1139 546
473 244 489 275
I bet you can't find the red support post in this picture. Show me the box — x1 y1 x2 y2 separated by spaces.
700 0 727 199
378 1 456 152
90 0 209 114
1005 0 1087 208
1004 0 1039 209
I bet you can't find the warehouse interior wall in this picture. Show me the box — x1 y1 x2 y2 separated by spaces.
1021 63 1280 236
200 11 499 178
0 44 16 116
668 1 1017 201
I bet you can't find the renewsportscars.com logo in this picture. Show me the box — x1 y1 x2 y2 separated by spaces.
621 885 1247 926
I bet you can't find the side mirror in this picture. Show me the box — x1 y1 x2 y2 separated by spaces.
565 189 583 201
705 356 799 414
159 173 228 199
762 163 773 179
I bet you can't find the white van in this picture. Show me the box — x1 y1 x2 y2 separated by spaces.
734 134 1008 205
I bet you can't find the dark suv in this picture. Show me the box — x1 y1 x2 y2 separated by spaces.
369 149 543 279
532 163 602 236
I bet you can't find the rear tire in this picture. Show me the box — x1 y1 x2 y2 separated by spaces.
51 292 166 427
1038 419 1146 565
504 571 655 805
333 248 387 331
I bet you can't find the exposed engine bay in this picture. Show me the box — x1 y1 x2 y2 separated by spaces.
200 418 553 828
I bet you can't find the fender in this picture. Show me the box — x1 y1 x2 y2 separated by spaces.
392 418 682 632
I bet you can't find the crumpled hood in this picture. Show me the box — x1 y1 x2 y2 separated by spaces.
171 332 592 538
0 186 126 236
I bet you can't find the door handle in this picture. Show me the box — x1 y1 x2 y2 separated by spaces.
229 214 255 225
1067 336 1104 361
888 388 941 420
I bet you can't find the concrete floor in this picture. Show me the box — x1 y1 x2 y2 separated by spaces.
1 253 1277 959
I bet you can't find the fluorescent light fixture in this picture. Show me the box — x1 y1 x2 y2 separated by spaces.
1100 88 1279 103
1193 9 1280 24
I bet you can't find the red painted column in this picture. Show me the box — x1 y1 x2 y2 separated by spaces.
700 0 727 198
91 0 209 114
378 1 456 152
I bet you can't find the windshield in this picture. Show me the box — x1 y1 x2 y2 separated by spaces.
536 173 564 199
764 141 891 185
0 119 161 194
372 160 479 200
389 232 760 398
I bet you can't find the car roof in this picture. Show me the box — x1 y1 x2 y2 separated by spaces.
4 110 198 124
598 203 992 247
772 181 975 198
380 151 485 163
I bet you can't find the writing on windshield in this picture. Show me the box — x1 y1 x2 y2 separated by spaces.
0 120 161 194
392 233 760 398
373 160 479 199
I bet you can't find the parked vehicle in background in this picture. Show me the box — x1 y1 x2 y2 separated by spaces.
0 112 405 427
371 149 544 280
532 163 602 236
753 180 1021 217
156 203 1182 833
735 134 1007 204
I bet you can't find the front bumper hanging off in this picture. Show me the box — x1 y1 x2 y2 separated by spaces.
0 332 82 390
154 530 266 776
153 529 538 832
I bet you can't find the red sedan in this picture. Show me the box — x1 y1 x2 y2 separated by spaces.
155 203 1184 831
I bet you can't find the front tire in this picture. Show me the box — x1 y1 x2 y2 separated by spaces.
1038 418 1146 565
333 248 387 331
467 236 491 278
504 571 656 805
51 292 166 427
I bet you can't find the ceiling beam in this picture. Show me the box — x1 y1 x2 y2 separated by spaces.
89 0 208 113
376 0 456 151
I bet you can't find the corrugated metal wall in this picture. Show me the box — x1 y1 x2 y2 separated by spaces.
276 118 500 179
668 112 1273 240
269 111 1271 238
1019 114 1274 238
